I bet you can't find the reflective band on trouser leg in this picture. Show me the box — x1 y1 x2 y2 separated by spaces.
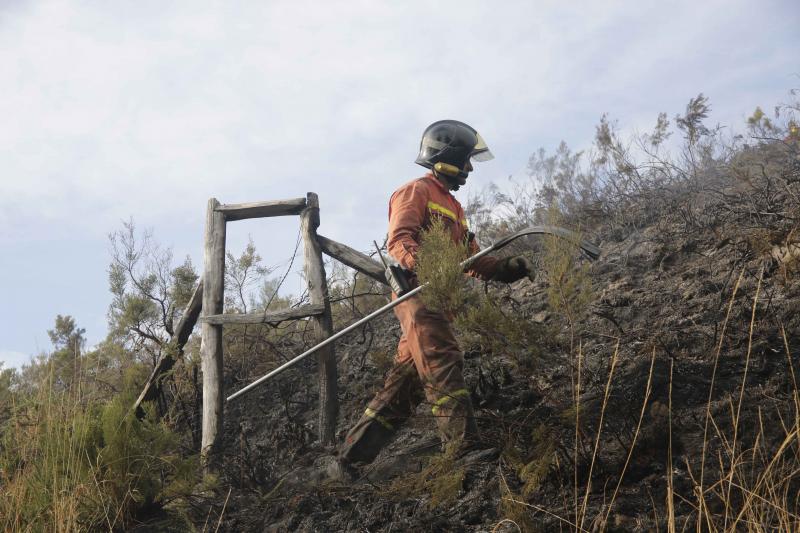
431 388 470 415
364 407 394 431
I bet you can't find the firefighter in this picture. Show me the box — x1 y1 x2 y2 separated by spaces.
328 120 535 481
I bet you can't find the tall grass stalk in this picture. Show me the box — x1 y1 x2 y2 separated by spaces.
667 358 675 533
499 470 588 532
780 324 800 452
578 339 619 530
687 267 800 531
573 341 581 528
602 347 657 525
1 356 195 531
1 358 100 532
723 267 763 531
697 268 744 530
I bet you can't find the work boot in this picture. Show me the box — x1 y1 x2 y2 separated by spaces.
326 457 360 483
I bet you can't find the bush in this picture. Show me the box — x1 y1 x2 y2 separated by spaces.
415 218 471 317
540 205 594 330
0 361 197 531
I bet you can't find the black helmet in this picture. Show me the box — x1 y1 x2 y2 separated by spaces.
415 120 493 179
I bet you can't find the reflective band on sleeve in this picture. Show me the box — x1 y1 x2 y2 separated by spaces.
365 407 394 431
431 388 470 415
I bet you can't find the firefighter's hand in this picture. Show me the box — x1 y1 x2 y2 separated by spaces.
492 256 535 283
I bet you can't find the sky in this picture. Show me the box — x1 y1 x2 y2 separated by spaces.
0 0 797 368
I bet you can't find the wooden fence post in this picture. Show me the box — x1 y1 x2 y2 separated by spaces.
202 198 226 469
300 192 338 444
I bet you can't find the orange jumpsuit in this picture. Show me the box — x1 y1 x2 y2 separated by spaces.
340 174 499 465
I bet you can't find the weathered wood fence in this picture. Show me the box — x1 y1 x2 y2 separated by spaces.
133 193 388 469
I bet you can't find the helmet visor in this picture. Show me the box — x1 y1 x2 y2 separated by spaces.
470 133 494 162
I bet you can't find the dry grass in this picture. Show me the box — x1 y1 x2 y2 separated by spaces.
679 267 800 532
577 340 619 530
0 361 100 532
0 359 198 532
601 347 657 525
517 264 800 532
383 441 465 510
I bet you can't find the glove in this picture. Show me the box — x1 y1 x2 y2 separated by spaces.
491 255 535 283
385 264 412 296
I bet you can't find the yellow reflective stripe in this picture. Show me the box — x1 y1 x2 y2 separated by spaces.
431 389 470 415
427 201 469 228
427 201 458 223
365 407 394 431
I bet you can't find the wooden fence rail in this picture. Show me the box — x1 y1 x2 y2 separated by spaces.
216 198 307 221
202 302 325 326
317 234 387 285
130 193 389 471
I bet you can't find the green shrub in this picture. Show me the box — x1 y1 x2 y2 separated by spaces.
416 218 471 316
0 363 102 531
455 295 547 371
541 205 593 328
384 440 465 509
0 361 197 532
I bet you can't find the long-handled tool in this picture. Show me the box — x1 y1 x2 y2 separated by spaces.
226 225 600 402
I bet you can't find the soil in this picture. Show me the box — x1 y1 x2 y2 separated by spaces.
185 143 800 532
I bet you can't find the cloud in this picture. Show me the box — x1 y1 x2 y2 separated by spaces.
0 0 797 353
0 349 32 370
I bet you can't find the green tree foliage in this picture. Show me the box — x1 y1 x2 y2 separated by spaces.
96 378 198 525
225 236 272 313
258 277 294 311
1 219 212 529
48 314 86 353
171 258 200 312
108 219 198 365
0 364 15 427
455 295 546 371
45 314 86 390
327 258 387 326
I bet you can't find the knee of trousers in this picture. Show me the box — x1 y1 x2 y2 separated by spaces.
408 314 464 369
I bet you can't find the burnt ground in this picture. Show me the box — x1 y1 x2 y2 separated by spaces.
183 142 800 532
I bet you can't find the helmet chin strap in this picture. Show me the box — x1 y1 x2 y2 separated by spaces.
433 162 468 190
433 170 464 191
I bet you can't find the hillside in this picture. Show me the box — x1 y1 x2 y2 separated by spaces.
209 102 800 531
2 97 799 532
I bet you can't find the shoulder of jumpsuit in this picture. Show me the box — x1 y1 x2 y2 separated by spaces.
421 173 454 197
389 175 434 213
